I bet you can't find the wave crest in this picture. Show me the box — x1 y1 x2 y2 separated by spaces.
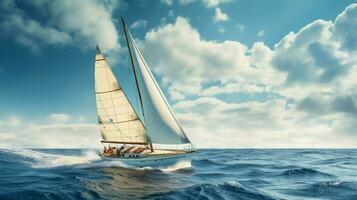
1 149 101 168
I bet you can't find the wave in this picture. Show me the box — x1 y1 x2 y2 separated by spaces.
288 180 357 199
280 167 333 177
0 149 192 173
156 160 192 172
0 149 101 168
144 181 279 200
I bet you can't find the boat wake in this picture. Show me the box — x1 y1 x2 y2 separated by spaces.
1 149 101 168
140 160 192 172
0 149 192 172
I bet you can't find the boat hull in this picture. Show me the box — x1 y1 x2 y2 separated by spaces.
101 151 197 167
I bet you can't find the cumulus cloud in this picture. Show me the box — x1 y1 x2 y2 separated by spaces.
137 4 357 147
332 4 357 52
179 0 195 5
0 117 21 128
130 20 148 29
0 0 120 53
237 24 244 32
217 25 225 33
179 0 234 8
140 16 279 99
257 30 265 37
202 0 234 8
213 7 229 22
174 97 357 148
271 4 357 107
48 113 71 124
0 114 100 148
161 0 174 6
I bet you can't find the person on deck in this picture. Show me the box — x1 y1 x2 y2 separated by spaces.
118 145 125 157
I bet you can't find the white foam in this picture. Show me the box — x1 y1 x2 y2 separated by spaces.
2 149 101 168
80 160 134 169
226 180 242 187
1 149 193 171
159 160 192 172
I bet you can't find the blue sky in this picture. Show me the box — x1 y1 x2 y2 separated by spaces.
0 0 356 148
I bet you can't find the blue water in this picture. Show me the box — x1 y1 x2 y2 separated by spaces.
0 149 356 200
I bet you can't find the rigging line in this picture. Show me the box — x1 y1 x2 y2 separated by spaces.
121 17 152 145
95 89 121 94
128 51 142 123
121 17 146 125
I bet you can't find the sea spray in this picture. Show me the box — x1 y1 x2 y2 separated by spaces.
1 149 101 168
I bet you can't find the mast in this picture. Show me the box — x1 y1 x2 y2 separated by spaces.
121 17 154 152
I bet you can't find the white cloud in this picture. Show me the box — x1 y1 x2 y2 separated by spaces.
141 16 279 99
48 0 120 52
257 30 265 37
168 10 175 17
161 0 174 6
179 0 234 8
179 0 196 5
48 113 71 124
130 20 148 29
200 81 266 96
0 1 71 54
203 0 220 7
0 0 120 53
217 26 225 33
78 115 86 122
332 3 357 52
174 97 357 148
0 115 100 148
0 117 21 128
23 123 100 148
271 4 357 102
213 7 229 22
237 24 244 32
137 4 357 147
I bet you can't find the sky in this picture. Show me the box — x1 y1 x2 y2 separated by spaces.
0 0 356 148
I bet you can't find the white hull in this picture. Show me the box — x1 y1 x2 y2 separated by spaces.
101 151 197 167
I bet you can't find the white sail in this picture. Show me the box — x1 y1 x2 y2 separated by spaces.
127 31 190 145
95 48 147 144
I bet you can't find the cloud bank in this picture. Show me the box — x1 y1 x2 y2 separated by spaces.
139 4 357 147
0 115 100 148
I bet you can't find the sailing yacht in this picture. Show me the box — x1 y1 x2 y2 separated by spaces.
94 18 196 167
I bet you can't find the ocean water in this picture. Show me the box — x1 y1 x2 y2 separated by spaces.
0 149 356 200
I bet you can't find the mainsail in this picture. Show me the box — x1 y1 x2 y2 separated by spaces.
95 47 147 144
122 20 191 145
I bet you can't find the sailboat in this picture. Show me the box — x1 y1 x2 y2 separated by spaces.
94 18 196 167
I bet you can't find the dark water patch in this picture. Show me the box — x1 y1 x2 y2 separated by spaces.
288 180 357 199
144 182 280 200
280 167 334 178
193 158 223 166
311 156 357 165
